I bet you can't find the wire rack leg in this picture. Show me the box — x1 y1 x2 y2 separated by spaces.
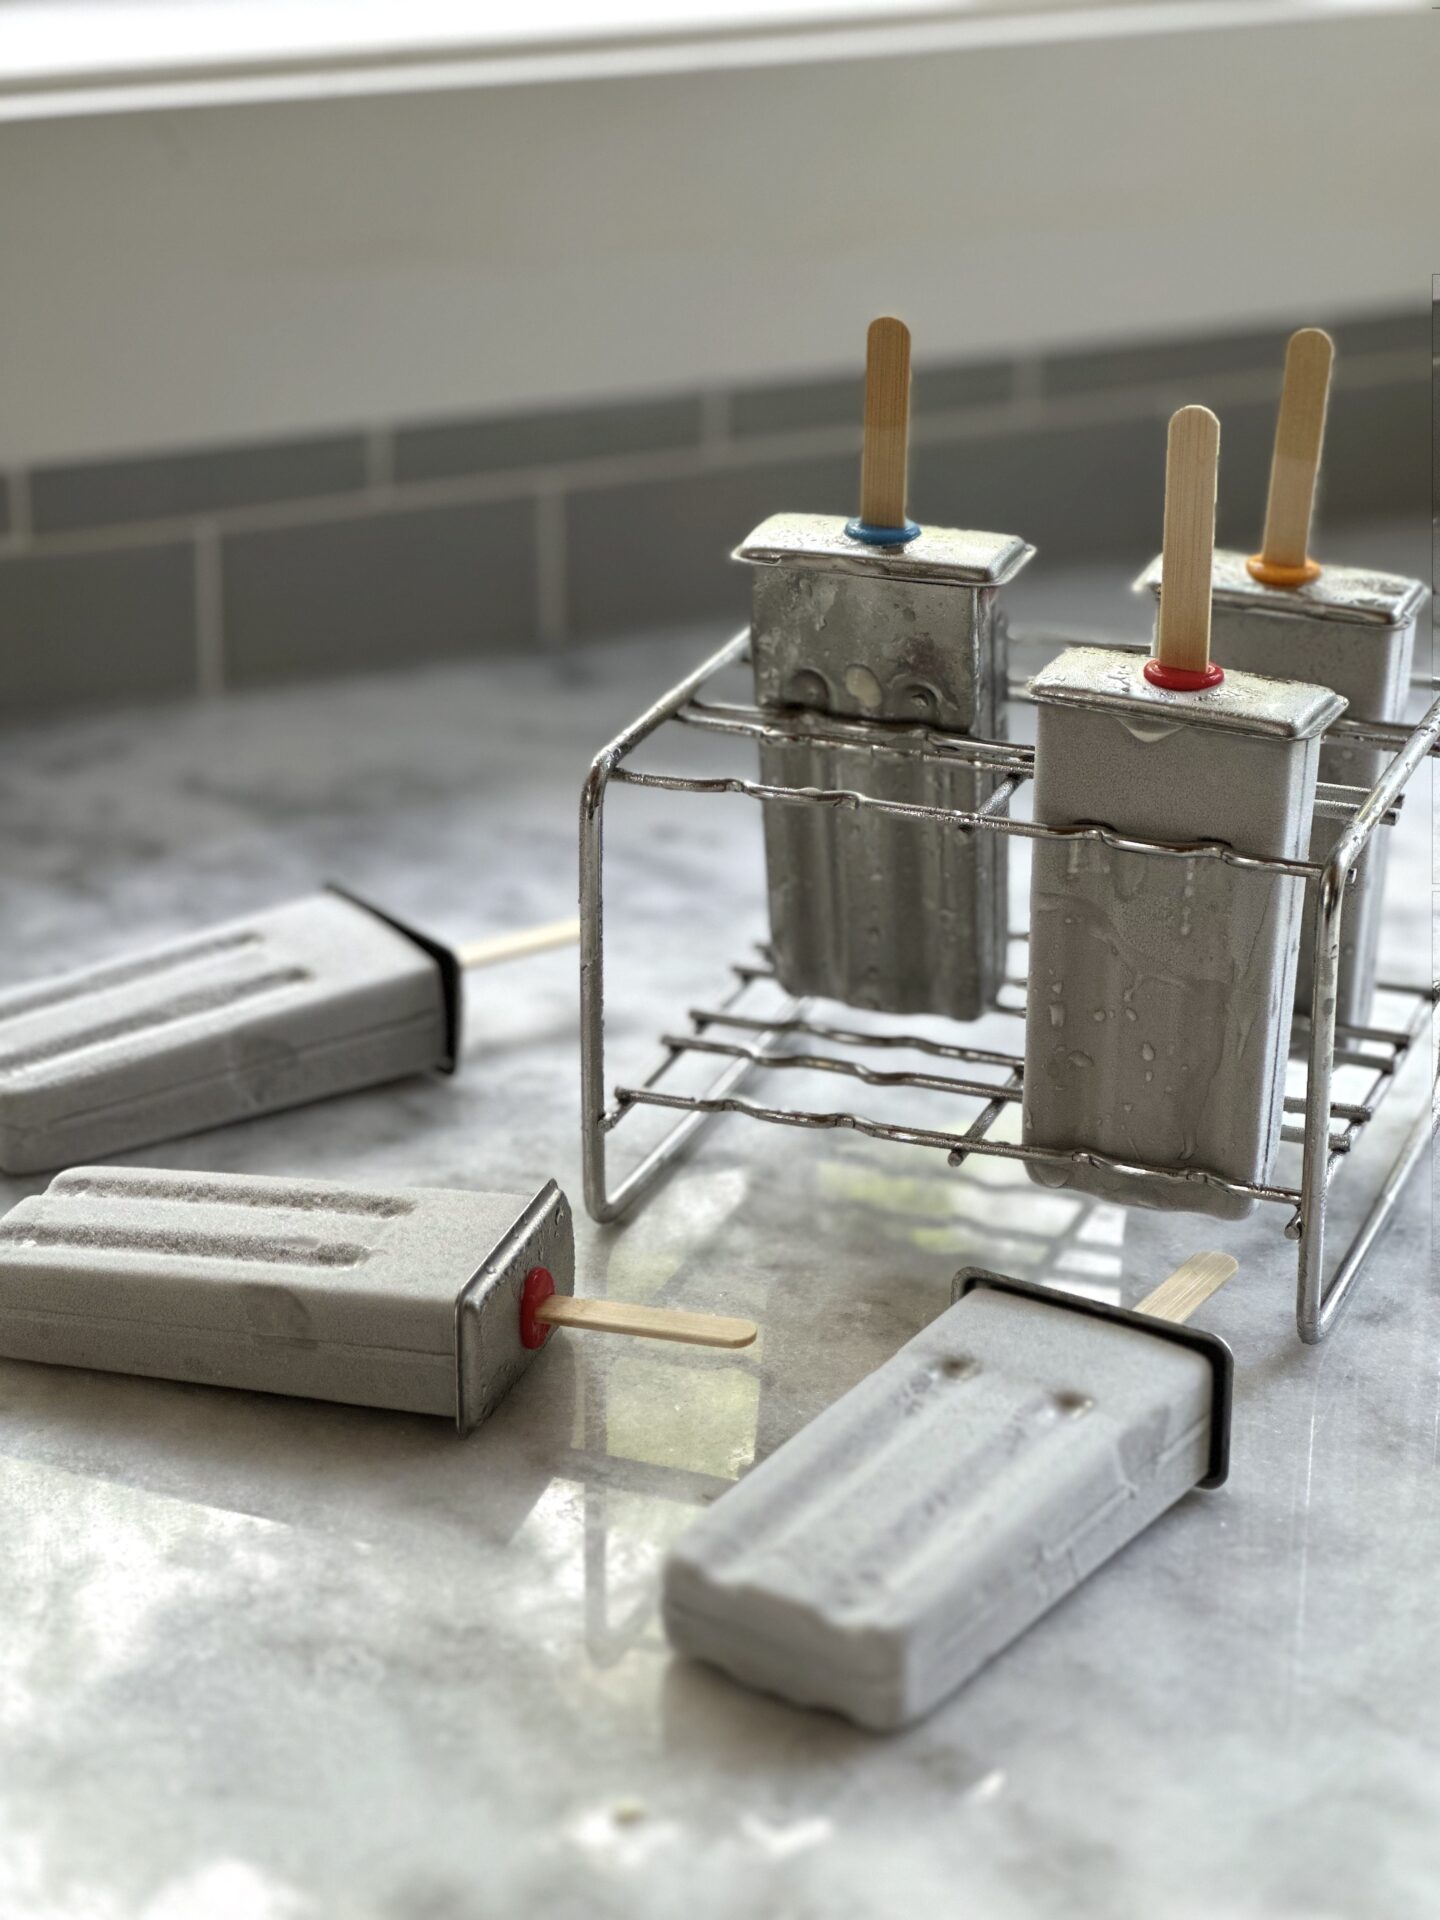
580 628 757 1224
1296 845 1348 1339
579 745 614 1221
1319 1086 1438 1331
1297 698 1440 1338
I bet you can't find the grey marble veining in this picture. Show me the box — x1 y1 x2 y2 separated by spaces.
0 522 1433 1920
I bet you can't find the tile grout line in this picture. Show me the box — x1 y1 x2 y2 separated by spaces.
534 490 568 650
1011 353 1044 429
3 469 33 551
698 389 731 457
193 522 225 697
364 427 395 492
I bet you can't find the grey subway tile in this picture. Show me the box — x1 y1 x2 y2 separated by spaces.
730 358 1012 439
0 541 196 709
1043 326 1294 399
221 497 536 687
916 414 1169 567
394 396 702 484
1316 379 1428 527
1211 401 1284 551
916 402 1275 565
730 374 863 439
31 435 368 536
1328 309 1429 364
565 455 854 640
911 359 1014 416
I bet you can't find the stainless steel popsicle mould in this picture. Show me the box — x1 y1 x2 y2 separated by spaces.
578 624 1440 1343
1138 551 1425 1029
1021 646 1343 1221
0 888 579 1174
0 889 454 1174
0 1167 573 1431
738 513 1033 1021
664 1265 1232 1730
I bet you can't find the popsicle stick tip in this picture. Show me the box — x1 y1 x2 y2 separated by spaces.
857 313 914 535
1136 1251 1238 1325
1251 326 1333 584
1180 401 1216 429
867 314 911 351
1153 405 1221 681
1291 325 1335 360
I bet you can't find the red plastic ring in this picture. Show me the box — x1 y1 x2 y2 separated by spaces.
519 1266 557 1349
1143 659 1225 693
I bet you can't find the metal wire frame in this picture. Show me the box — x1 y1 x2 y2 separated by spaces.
580 626 1440 1343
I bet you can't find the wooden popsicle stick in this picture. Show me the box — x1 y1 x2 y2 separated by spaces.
455 917 579 970
1136 1251 1238 1325
858 315 912 530
1153 405 1221 678
1248 327 1333 587
535 1295 758 1349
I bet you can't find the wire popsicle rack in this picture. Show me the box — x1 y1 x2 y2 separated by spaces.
579 626 1439 1344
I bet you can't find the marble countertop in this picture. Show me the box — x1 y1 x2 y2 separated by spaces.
0 525 1434 1920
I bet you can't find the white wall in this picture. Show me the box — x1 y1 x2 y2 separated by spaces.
0 7 1433 466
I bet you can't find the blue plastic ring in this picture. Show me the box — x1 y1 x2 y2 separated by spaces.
844 516 922 548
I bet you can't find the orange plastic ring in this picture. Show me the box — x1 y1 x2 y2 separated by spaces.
1246 554 1322 589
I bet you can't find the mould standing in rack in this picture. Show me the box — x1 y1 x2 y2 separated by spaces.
736 315 1035 1023
1022 405 1346 1218
1136 329 1428 1028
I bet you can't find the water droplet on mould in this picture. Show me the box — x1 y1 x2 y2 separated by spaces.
1141 1042 1156 1061
1067 1050 1093 1069
844 664 883 709
1118 716 1184 744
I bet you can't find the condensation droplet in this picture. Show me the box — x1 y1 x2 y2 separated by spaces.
843 664 883 709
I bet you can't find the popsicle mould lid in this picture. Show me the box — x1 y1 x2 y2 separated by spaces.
1135 550 1428 630
1028 644 1348 740
736 513 1034 589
